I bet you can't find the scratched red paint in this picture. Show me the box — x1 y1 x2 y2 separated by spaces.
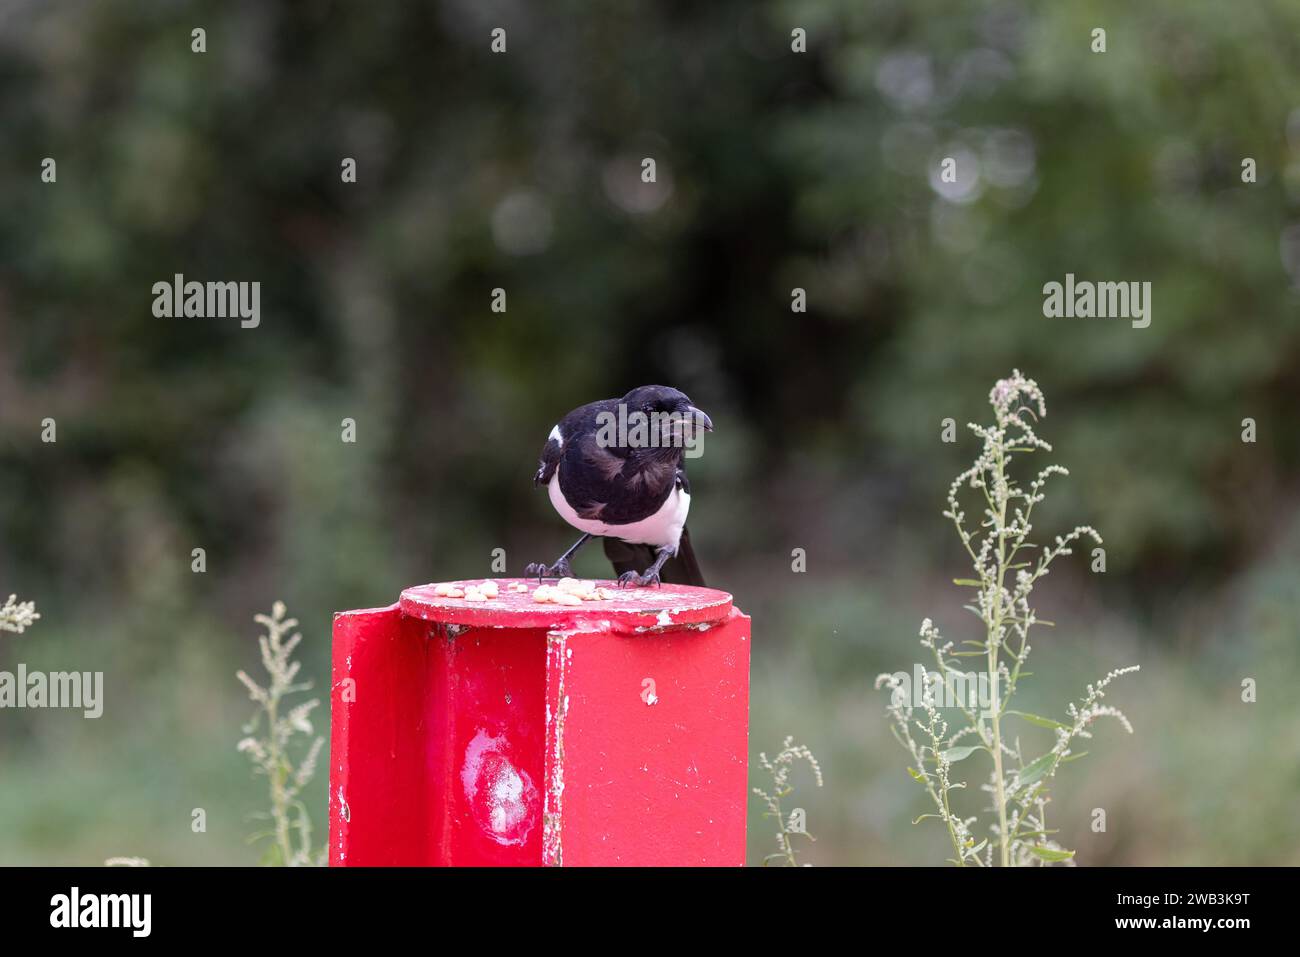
329 579 750 866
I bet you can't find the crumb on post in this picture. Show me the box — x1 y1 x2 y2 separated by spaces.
533 578 618 603
429 578 625 604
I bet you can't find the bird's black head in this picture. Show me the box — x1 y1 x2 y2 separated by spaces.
621 385 712 425
618 384 714 451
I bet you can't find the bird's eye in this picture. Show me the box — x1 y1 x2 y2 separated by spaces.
641 403 654 415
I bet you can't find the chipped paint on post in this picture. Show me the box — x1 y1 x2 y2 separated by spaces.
461 728 539 846
543 631 569 866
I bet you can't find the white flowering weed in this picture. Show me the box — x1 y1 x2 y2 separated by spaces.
236 601 325 866
0 594 39 634
752 735 824 866
876 371 1138 866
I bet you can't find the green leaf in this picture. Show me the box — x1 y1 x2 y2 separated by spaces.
939 745 982 763
907 766 927 782
1007 710 1068 730
1027 846 1075 863
1012 752 1058 793
912 813 943 825
952 578 983 587
1061 751 1090 763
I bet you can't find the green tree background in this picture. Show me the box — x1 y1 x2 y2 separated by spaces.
1 0 1298 864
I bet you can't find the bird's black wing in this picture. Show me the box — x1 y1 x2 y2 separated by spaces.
536 398 617 489
560 431 676 524
534 429 563 486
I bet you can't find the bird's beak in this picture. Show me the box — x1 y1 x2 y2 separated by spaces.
686 406 713 432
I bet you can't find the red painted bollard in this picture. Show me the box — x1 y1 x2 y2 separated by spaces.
328 579 751 866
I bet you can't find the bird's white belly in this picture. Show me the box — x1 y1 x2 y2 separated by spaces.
548 475 690 551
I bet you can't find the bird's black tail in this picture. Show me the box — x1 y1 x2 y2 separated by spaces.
603 526 706 586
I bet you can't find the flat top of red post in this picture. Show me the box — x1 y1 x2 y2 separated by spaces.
399 578 734 631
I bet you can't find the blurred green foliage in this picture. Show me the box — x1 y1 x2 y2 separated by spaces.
1 0 1297 864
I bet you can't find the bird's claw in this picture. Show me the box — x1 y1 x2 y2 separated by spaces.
524 560 573 582
617 569 661 588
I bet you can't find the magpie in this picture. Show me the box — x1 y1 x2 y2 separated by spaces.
526 385 712 587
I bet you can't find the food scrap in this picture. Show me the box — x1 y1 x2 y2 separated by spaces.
434 580 499 601
430 577 629 604
533 578 618 604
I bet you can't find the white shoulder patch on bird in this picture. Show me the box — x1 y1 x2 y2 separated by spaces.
548 424 563 447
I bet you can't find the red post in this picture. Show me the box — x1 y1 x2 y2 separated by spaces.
328 579 751 866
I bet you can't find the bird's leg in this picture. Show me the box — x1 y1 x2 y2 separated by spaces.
524 533 592 581
617 546 673 588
